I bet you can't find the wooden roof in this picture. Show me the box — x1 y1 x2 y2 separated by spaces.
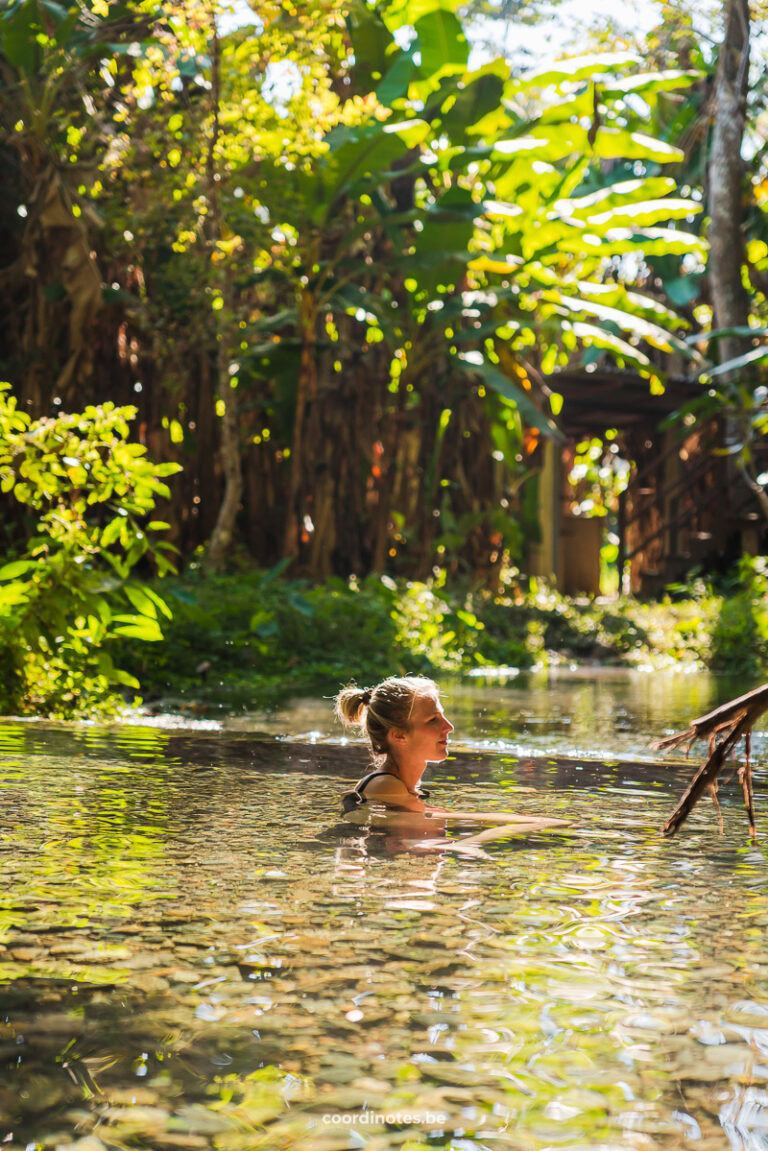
548 369 704 439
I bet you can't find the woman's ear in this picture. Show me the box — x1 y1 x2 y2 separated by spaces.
389 727 407 745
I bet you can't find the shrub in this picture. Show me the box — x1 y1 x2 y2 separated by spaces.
710 556 768 677
0 385 181 716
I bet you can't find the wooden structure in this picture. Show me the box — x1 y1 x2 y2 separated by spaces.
528 368 768 596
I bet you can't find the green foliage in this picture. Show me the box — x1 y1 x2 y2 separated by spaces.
0 385 181 716
3 0 764 594
118 565 516 705
117 565 399 705
566 432 630 529
0 0 719 582
119 562 768 710
710 556 768 677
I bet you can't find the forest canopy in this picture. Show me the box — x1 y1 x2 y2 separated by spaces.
0 0 767 711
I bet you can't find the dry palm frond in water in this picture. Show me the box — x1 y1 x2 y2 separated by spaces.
657 684 768 838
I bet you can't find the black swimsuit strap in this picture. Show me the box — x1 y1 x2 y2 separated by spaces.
342 770 430 814
357 770 399 797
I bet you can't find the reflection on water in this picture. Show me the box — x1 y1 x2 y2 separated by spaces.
222 666 766 762
1 676 768 1149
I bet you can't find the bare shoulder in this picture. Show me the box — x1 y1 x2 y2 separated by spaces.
362 773 410 801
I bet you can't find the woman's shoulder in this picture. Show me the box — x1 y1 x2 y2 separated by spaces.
361 771 409 799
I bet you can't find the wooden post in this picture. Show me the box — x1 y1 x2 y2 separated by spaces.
617 487 626 594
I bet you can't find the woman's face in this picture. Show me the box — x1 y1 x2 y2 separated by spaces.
394 692 454 764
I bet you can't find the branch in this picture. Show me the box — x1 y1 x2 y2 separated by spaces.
658 683 768 836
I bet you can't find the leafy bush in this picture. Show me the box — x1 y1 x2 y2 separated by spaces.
710 556 768 677
0 385 181 716
119 567 512 705
113 560 768 711
117 566 398 705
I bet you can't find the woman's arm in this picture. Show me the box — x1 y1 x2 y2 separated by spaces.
362 776 569 827
396 819 571 857
424 806 570 826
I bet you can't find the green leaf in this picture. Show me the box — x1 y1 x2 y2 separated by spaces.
287 591 314 617
558 176 678 215
586 198 701 228
440 66 505 137
0 1 40 75
569 321 652 371
456 355 564 440
684 325 768 346
250 309 298 333
558 227 706 259
456 609 482 629
124 584 158 619
663 276 703 307
346 0 395 89
261 557 293 584
383 0 463 31
411 187 477 292
544 290 689 355
701 346 768 379
0 584 29 608
319 121 411 222
414 7 468 80
712 442 746 456
575 280 688 331
601 69 703 96
509 52 637 93
112 623 164 642
94 596 112 625
146 480 171 499
376 50 415 106
592 128 685 163
142 586 173 620
0 560 34 580
101 517 123 547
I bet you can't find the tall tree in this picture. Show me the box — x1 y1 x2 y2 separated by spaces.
201 1 242 572
707 0 751 368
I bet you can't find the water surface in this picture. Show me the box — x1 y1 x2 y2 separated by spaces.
1 671 767 1150
222 665 759 760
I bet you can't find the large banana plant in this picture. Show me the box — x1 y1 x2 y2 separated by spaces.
242 0 706 558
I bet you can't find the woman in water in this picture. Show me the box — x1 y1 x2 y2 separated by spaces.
335 674 568 850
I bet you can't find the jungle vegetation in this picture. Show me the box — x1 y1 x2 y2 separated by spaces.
1 0 767 713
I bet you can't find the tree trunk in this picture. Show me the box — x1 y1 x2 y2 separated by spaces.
707 0 750 368
372 395 404 573
205 327 243 571
283 289 318 561
202 4 243 572
706 0 758 528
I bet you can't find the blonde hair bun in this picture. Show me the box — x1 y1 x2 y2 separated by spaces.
334 685 372 728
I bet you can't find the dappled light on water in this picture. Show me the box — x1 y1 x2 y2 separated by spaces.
2 695 768 1148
